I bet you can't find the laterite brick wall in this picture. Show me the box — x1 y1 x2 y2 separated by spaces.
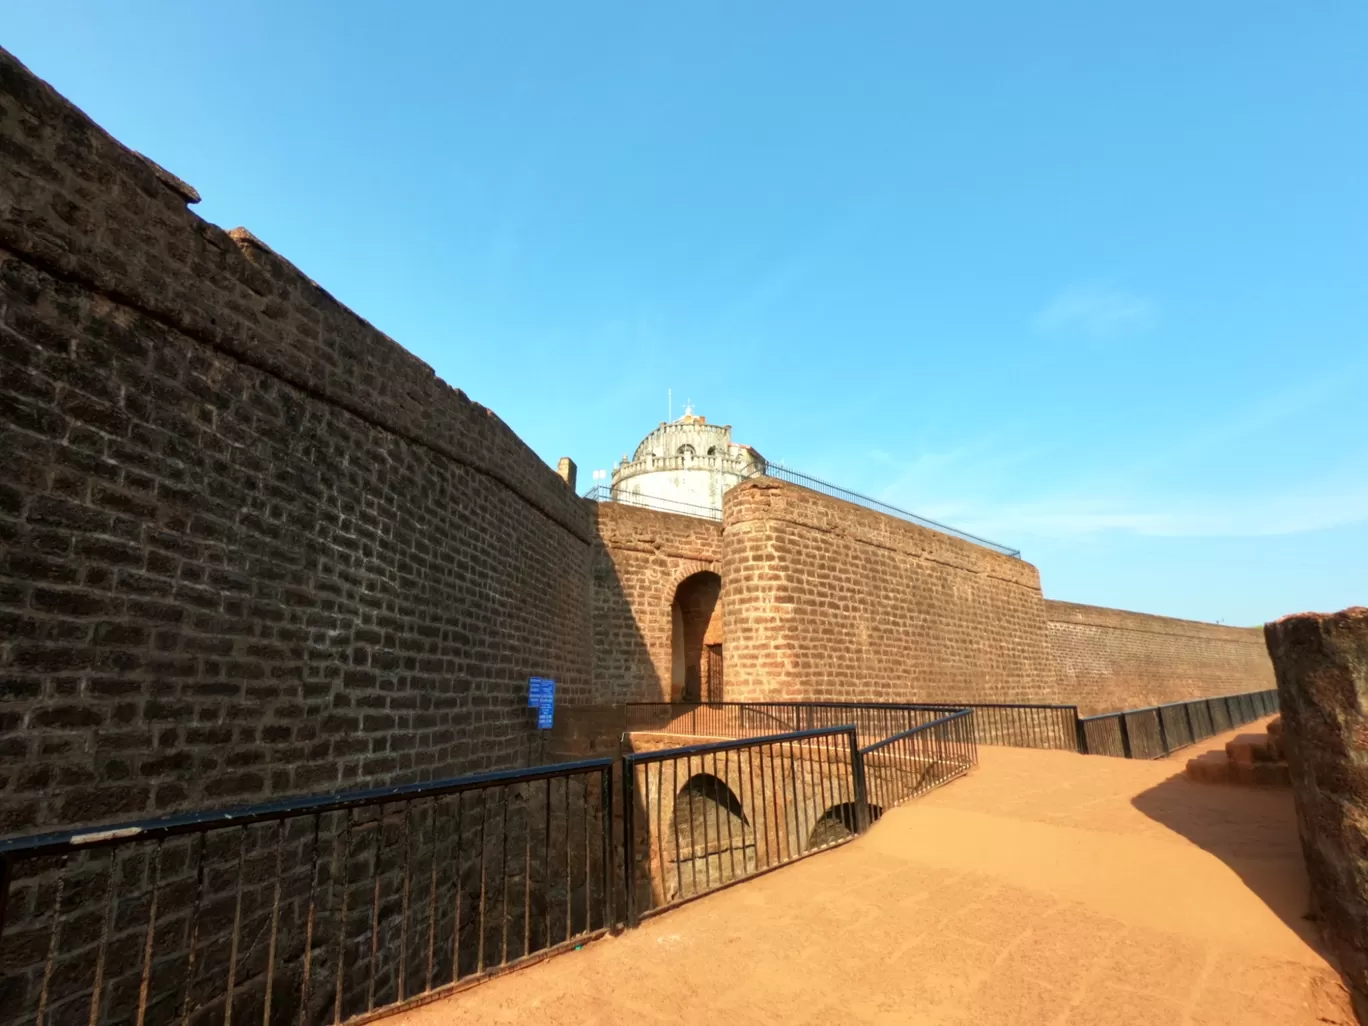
720 477 1059 705
590 502 721 703
0 47 594 836
1046 601 1274 715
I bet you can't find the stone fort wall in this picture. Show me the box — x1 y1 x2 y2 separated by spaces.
721 477 1060 705
1046 600 1274 715
0 48 595 836
0 46 1281 842
591 502 721 703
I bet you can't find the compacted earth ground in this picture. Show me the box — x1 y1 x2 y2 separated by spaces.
386 718 1356 1026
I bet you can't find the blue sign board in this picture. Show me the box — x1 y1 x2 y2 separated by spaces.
529 676 556 728
528 677 548 708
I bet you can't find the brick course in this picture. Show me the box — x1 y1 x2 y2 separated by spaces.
0 46 592 835
590 503 721 703
1047 600 1274 715
720 477 1059 704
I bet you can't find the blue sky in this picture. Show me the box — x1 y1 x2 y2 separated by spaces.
5 2 1365 626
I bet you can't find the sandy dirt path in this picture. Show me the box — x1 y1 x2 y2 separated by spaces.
386 719 1355 1025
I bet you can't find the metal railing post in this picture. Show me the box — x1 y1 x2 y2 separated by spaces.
1155 706 1170 756
621 757 636 926
1118 713 1133 759
0 855 10 941
601 765 614 929
1072 708 1089 754
1183 702 1196 746
848 729 870 834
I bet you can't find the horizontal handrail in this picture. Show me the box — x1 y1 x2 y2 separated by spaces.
0 755 616 858
859 710 973 756
626 699 1073 712
624 725 858 764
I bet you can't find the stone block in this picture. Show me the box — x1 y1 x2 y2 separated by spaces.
1265 606 1368 1020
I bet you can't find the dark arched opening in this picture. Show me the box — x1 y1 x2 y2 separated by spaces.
671 571 721 702
669 773 753 898
806 802 882 851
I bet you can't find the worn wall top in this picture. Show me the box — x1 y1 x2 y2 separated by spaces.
721 477 1058 705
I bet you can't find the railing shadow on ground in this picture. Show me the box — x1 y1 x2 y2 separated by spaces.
1129 758 1327 957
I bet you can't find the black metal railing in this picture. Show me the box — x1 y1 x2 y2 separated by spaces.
0 758 614 1026
579 486 721 521
5 688 1281 1021
620 726 867 923
927 702 1079 751
858 709 979 817
1078 689 1279 759
624 701 960 750
626 700 1075 752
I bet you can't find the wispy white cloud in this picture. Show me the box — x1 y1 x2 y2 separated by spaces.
929 472 1368 541
1033 283 1157 341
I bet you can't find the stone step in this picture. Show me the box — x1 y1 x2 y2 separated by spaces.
1186 743 1291 788
1226 733 1281 765
1229 760 1291 787
1186 751 1230 784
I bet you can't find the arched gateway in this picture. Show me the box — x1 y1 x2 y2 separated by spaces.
672 570 722 702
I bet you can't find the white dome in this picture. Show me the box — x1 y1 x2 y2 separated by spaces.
611 413 765 515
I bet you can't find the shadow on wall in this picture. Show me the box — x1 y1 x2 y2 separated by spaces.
590 540 664 703
1130 773 1327 957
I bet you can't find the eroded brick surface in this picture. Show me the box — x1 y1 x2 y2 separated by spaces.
0 46 593 835
1265 607 1368 1019
590 503 721 703
1048 601 1275 715
720 478 1058 705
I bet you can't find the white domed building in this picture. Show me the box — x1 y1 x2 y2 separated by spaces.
610 407 766 518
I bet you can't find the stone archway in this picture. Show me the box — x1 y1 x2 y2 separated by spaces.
672 570 722 702
668 772 752 898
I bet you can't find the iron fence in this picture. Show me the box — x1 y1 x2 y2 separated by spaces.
931 702 1079 751
0 758 614 1026
1078 689 1279 759
579 486 721 521
858 710 978 817
619 726 867 924
626 700 1075 752
14 685 1283 1020
624 701 960 750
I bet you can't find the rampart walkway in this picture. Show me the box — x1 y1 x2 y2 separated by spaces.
386 720 1355 1026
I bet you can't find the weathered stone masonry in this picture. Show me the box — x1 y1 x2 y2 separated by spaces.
721 477 1060 705
590 501 721 704
0 47 594 835
0 45 1281 845
1048 601 1274 715
1265 608 1368 1021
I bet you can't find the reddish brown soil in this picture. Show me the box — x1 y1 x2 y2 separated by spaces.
389 719 1356 1025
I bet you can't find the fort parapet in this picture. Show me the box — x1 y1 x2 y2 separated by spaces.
0 45 1278 841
